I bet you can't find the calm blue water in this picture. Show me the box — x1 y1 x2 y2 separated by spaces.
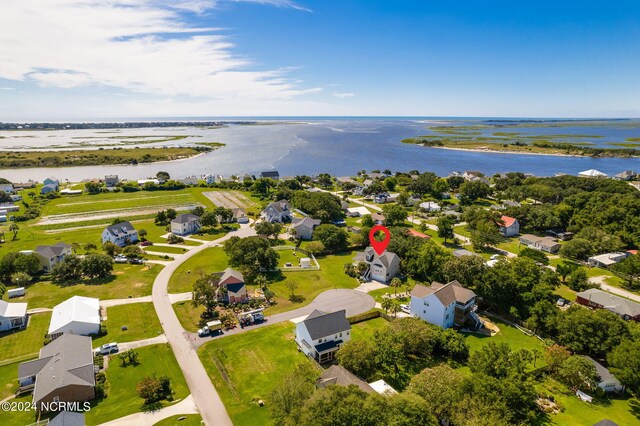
0 118 638 182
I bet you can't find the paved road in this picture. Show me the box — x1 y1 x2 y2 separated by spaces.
98 394 198 426
152 223 256 426
190 289 375 349
593 277 640 303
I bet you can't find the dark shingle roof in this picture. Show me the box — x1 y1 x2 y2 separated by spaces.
105 221 136 236
260 171 280 179
49 411 86 426
226 283 245 294
171 213 200 224
303 310 351 340
317 365 375 393
34 242 71 258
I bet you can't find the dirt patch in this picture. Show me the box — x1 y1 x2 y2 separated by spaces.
114 271 125 275
203 191 255 209
477 316 500 336
537 397 561 414
38 203 200 225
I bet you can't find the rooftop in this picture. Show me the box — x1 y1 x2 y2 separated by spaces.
302 309 350 340
411 280 476 306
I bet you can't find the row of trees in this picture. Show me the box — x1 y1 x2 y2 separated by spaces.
51 253 114 282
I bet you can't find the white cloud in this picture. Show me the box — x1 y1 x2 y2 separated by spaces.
0 0 318 105
228 0 311 12
0 87 15 90
332 92 355 98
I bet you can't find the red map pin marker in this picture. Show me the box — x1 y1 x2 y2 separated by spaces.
369 225 391 255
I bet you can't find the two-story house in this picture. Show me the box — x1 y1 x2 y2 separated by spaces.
295 309 351 363
101 221 139 247
32 243 72 272
410 280 482 329
218 268 248 303
354 247 400 283
170 213 201 236
290 217 321 240
499 215 520 237
260 200 291 223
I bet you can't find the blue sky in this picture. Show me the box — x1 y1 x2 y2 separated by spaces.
1 0 639 119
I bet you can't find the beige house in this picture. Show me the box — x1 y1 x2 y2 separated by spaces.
290 217 321 240
355 247 400 283
32 243 72 272
171 213 201 236
519 234 561 253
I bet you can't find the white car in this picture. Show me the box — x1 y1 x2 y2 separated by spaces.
490 254 501 260
96 342 119 355
400 304 410 314
114 255 128 264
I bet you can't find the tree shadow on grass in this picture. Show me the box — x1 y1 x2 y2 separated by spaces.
289 295 306 303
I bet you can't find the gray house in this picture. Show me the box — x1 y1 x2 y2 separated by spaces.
18 334 95 412
101 221 138 247
355 247 400 283
291 217 321 240
260 171 280 180
104 175 119 187
170 213 201 236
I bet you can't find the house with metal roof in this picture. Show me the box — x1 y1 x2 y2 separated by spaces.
354 247 400 283
410 280 481 329
101 221 138 247
588 252 629 268
295 310 351 363
290 216 321 240
576 288 640 321
18 334 95 412
48 296 101 338
499 215 520 237
0 300 28 332
260 200 291 223
32 242 72 272
218 268 248 303
170 213 201 236
519 234 561 254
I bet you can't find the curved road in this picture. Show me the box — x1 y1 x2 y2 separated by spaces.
152 224 376 426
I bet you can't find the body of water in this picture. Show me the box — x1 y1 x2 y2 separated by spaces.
0 118 638 182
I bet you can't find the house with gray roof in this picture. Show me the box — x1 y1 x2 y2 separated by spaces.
49 411 86 426
410 280 481 329
32 242 72 272
317 365 375 393
260 200 291 223
584 356 625 394
101 221 138 247
43 177 60 189
576 288 640 321
0 183 14 194
452 249 482 258
354 247 400 283
588 252 629 268
218 268 248 303
104 175 119 187
40 183 58 195
231 208 249 224
290 216 321 240
260 171 280 180
295 310 351 363
18 334 95 412
519 234 561 254
170 213 201 236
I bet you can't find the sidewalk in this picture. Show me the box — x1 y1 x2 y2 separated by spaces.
98 394 198 426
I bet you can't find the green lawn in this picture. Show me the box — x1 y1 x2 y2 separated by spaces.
351 317 389 341
173 301 205 333
3 263 163 309
0 313 50 365
587 267 626 288
3 393 40 426
154 415 203 426
538 377 640 425
463 315 547 370
198 322 316 426
93 303 163 347
554 284 577 302
168 247 229 293
0 362 20 400
85 344 189 426
145 245 190 254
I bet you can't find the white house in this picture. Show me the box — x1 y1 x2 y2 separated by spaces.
355 247 400 283
290 217 321 240
585 356 625 394
0 300 28 332
101 221 138 247
48 296 100 338
346 206 371 217
32 243 73 272
0 183 14 194
499 215 520 237
419 201 441 212
410 280 481 329
137 179 160 186
295 309 351 363
170 213 201 236
232 208 249 224
204 174 217 184
260 200 291 223
588 252 629 268
578 169 608 178
519 234 561 254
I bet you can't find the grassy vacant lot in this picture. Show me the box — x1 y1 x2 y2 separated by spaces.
351 317 389 341
0 362 19 400
538 377 640 425
145 245 190 254
554 284 577 302
198 322 316 426
154 415 203 426
463 315 547 370
2 263 162 308
173 300 204 332
0 312 50 365
85 344 189 425
168 247 229 293
93 303 163 347
0 146 207 168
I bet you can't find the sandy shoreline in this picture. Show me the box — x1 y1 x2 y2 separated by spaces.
427 145 639 158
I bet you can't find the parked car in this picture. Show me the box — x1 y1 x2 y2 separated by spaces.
490 254 501 260
556 298 565 307
139 241 153 246
96 342 119 355
198 320 223 337
129 258 144 264
400 304 410 314
114 255 128 263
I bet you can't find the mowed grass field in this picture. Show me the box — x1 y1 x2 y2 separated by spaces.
93 303 163 347
168 247 229 293
0 362 20 400
2 263 163 308
0 312 50 365
198 322 317 426
85 344 190 425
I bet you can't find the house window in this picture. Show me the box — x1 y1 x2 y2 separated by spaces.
339 333 342 337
